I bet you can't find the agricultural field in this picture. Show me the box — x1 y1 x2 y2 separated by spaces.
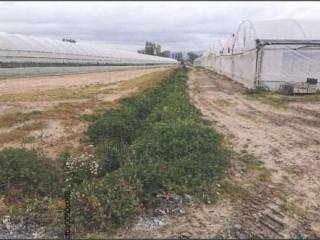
0 66 230 238
0 67 172 158
0 66 179 237
104 67 320 239
0 66 319 239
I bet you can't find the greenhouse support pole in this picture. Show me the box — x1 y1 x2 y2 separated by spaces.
254 42 263 88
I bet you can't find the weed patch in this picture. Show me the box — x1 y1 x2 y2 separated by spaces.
0 148 62 201
213 98 233 107
245 88 320 109
0 111 42 128
244 86 269 95
73 68 230 233
0 129 29 145
238 153 272 183
280 199 306 217
0 148 65 236
0 85 110 102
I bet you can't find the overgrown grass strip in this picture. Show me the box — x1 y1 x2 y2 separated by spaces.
70 67 230 232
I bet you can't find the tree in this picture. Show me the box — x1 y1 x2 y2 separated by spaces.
145 41 154 55
156 44 161 56
62 38 76 43
172 52 183 61
138 42 172 58
161 50 171 58
187 52 199 64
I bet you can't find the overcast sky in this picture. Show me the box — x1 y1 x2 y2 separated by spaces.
1 1 320 52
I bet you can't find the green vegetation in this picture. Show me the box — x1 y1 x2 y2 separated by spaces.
238 153 271 182
244 86 269 95
0 68 229 236
0 148 64 236
213 98 233 107
245 87 320 108
0 70 169 103
0 85 111 102
69 67 229 233
217 179 249 202
0 148 61 200
0 110 42 128
280 199 306 217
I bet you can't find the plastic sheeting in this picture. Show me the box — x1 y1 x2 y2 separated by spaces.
197 19 320 90
0 32 177 66
0 65 170 80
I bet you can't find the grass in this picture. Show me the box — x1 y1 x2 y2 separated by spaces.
244 86 269 95
22 136 37 144
238 112 257 121
0 68 177 237
240 153 271 182
217 179 249 202
0 69 172 130
0 147 65 236
67 67 230 234
0 85 111 102
18 121 47 131
0 69 172 103
280 199 306 217
245 88 320 109
0 148 62 200
0 101 116 130
0 111 42 128
214 151 272 205
112 69 170 93
0 129 30 145
213 98 233 107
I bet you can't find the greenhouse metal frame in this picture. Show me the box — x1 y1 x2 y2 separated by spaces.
0 31 177 78
196 19 320 91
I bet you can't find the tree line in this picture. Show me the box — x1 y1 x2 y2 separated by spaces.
138 41 184 61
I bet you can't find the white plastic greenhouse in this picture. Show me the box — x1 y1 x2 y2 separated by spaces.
0 31 177 78
197 19 320 91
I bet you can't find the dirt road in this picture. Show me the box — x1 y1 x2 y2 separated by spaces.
118 67 320 238
188 67 320 238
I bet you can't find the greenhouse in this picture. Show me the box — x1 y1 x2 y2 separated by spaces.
197 19 320 91
0 31 177 78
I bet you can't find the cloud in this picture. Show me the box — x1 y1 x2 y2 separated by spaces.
1 1 320 51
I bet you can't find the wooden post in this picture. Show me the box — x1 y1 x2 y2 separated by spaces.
64 190 71 240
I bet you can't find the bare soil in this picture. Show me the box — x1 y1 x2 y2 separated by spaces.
0 67 173 159
188 67 320 238
0 67 170 94
1 66 319 238
116 67 320 238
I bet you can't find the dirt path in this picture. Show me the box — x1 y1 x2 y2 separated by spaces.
187 67 320 238
117 67 320 239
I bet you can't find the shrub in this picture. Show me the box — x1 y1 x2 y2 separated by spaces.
82 67 230 231
122 86 165 120
147 90 199 123
95 142 131 175
71 169 141 232
0 148 61 200
245 86 268 95
131 119 229 199
64 154 99 187
87 106 139 145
